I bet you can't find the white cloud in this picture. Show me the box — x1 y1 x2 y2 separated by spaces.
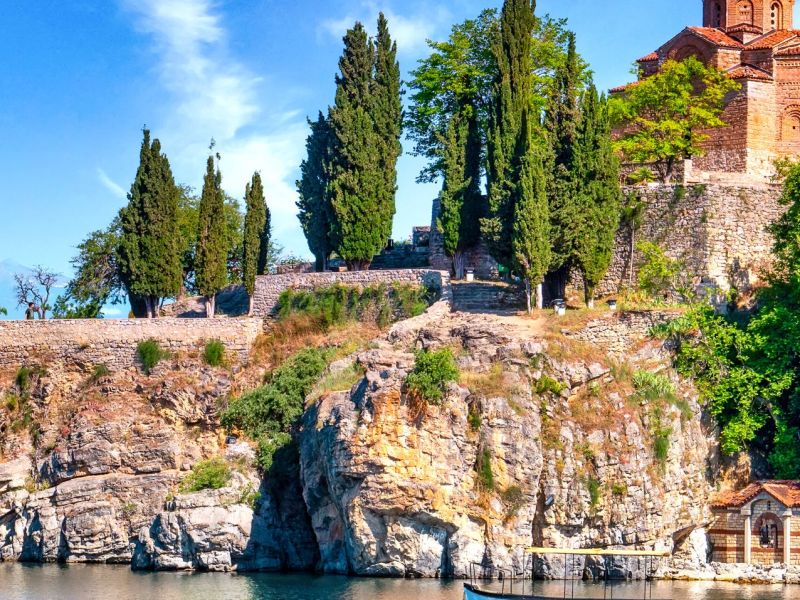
120 0 310 256
97 168 127 199
320 2 451 55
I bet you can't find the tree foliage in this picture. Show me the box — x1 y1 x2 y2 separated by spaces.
118 129 182 318
195 155 228 317
297 113 334 271
243 171 267 301
609 57 740 182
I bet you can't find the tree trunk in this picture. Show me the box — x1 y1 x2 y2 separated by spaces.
628 226 636 290
584 279 595 309
129 294 148 319
248 294 255 316
346 260 371 271
536 283 544 310
453 250 466 280
206 295 216 318
524 278 532 315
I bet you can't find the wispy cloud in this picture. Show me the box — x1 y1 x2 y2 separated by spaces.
120 0 310 256
97 168 127 199
319 2 451 55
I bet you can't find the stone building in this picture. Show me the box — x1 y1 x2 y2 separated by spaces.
710 481 800 565
615 0 800 182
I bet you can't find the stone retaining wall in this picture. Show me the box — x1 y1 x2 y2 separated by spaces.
0 317 263 372
567 310 682 354
251 269 451 318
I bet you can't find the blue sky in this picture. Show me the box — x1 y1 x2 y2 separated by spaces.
0 0 717 315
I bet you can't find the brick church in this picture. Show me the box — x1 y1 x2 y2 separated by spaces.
617 0 800 182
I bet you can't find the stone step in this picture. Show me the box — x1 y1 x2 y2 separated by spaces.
451 281 525 311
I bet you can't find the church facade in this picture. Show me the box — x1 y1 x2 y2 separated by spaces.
616 0 800 182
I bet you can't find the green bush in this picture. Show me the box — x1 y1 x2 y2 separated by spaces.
653 427 671 464
534 375 565 395
275 282 432 332
137 339 168 375
633 370 676 403
203 339 226 367
90 364 110 381
636 240 683 299
404 348 459 405
222 348 331 470
586 476 602 507
179 458 232 493
476 448 495 491
15 367 32 395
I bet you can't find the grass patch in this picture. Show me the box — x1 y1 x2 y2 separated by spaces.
179 458 231 493
653 426 672 464
476 448 495 491
90 363 110 382
203 339 226 367
633 369 692 421
137 339 168 375
535 375 566 395
460 363 507 398
467 404 482 432
586 476 602 507
611 481 628 496
308 362 366 403
404 348 459 406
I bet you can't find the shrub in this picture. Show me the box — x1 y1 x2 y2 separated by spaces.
636 240 684 300
137 339 168 375
626 166 655 186
535 375 565 395
404 348 459 405
633 370 677 404
203 340 226 367
476 448 495 491
499 485 525 520
90 363 110 382
179 458 232 493
15 367 32 395
467 405 482 432
308 362 365 403
586 476 602 507
611 482 628 496
222 348 331 470
653 427 672 464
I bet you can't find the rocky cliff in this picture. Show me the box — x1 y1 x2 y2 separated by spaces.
0 303 715 576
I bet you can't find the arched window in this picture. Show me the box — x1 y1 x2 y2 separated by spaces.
782 109 800 141
713 1 723 27
737 0 754 25
772 2 783 30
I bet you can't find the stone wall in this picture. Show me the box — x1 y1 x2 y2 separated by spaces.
251 269 451 318
0 318 263 372
567 310 682 355
596 183 784 296
428 196 499 279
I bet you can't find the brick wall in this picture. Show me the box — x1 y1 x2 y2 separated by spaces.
0 318 263 372
251 269 452 318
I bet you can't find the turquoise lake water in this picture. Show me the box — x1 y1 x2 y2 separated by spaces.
2 564 800 600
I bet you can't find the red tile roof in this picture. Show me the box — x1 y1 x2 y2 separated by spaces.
688 26 744 48
775 45 800 56
711 481 800 509
745 29 799 49
637 51 659 63
727 63 774 81
609 81 640 94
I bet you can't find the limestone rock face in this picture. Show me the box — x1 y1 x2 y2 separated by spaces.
299 310 714 578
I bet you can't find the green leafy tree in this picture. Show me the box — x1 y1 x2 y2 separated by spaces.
195 155 228 317
118 129 182 318
297 112 334 271
53 221 124 319
543 32 581 299
572 85 622 307
328 20 396 270
609 57 740 183
436 102 484 278
483 0 548 283
243 172 267 313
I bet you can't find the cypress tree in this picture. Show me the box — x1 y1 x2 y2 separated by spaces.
437 101 484 279
372 13 403 248
573 84 621 307
195 156 228 317
297 112 333 271
543 32 581 301
242 171 267 314
257 192 272 277
483 0 539 271
118 128 182 318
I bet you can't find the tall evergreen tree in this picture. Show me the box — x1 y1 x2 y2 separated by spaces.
297 112 333 271
242 172 267 314
118 128 182 318
543 32 581 301
573 84 622 307
437 101 484 278
257 192 272 277
372 12 403 248
195 155 228 317
483 0 540 271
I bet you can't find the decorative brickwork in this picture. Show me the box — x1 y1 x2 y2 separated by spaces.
251 269 452 317
0 318 263 372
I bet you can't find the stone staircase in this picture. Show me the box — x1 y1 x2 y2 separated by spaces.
451 281 525 312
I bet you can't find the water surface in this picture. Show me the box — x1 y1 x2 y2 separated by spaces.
1 564 799 600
